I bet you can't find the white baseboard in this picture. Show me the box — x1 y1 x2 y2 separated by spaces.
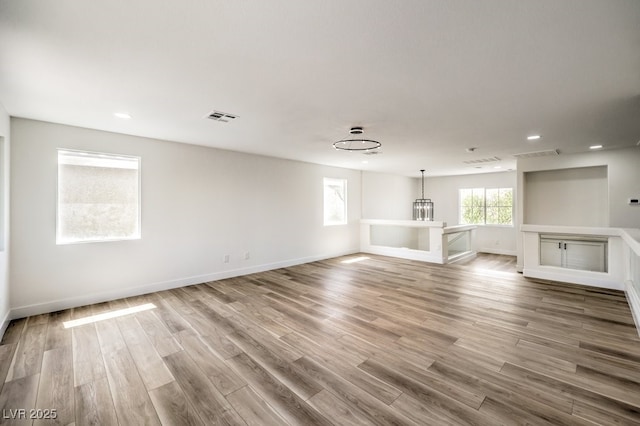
9 249 358 320
446 251 477 264
361 246 446 264
0 309 10 340
522 267 624 291
477 248 517 256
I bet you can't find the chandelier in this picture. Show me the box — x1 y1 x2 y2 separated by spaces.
333 127 381 152
413 169 434 221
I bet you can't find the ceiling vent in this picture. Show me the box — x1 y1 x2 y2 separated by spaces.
513 149 559 159
206 110 238 122
463 156 501 164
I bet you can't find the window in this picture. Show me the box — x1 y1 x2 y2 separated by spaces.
0 137 4 251
459 188 485 225
324 178 347 225
485 188 513 225
57 149 141 244
459 187 513 225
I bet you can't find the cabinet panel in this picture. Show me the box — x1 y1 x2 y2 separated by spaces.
539 235 607 272
564 241 606 272
540 240 562 267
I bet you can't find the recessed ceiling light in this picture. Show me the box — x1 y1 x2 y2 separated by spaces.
589 145 603 150
494 166 502 169
361 160 368 164
114 112 132 119
527 135 541 141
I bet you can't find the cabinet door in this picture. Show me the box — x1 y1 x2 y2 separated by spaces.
540 240 563 267
564 241 607 272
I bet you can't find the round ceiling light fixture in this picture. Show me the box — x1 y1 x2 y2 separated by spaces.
333 127 382 152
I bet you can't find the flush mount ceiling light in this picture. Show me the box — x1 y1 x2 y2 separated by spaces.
590 144 603 150
333 127 382 152
113 112 132 119
527 135 541 141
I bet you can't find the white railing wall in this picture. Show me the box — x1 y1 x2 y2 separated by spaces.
442 225 476 263
621 229 640 336
360 219 476 264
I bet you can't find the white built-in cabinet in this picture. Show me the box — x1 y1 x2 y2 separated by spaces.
539 234 607 272
522 225 628 290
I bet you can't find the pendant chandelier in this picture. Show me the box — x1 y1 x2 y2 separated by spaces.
332 127 382 152
413 169 434 221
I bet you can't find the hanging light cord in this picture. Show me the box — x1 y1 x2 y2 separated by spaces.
420 169 425 199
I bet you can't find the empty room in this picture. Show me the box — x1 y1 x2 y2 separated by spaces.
1 1 640 425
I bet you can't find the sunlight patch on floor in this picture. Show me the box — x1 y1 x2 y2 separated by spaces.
341 256 370 264
63 303 156 328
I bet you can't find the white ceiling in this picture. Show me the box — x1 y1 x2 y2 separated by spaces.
1 0 639 177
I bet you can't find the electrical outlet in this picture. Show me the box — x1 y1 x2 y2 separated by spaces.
223 254 230 263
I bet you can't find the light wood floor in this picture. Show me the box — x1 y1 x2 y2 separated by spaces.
1 253 640 425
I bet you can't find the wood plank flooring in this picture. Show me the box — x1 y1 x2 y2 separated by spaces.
1 253 639 425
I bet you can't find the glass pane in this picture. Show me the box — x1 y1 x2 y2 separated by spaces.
460 189 473 207
57 150 140 244
486 206 499 224
472 188 485 207
500 188 513 207
497 207 513 225
486 188 500 206
324 178 347 225
462 206 483 224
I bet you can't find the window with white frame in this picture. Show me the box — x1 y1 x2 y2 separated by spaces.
323 178 347 225
0 137 4 251
459 187 513 225
57 149 141 244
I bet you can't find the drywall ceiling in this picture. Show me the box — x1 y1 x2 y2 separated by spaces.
1 0 639 177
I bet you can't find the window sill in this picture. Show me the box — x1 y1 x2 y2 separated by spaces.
56 236 141 245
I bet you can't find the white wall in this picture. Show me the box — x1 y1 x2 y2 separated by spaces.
0 103 9 334
10 118 361 317
362 171 416 220
524 166 608 226
516 147 640 269
425 171 518 255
